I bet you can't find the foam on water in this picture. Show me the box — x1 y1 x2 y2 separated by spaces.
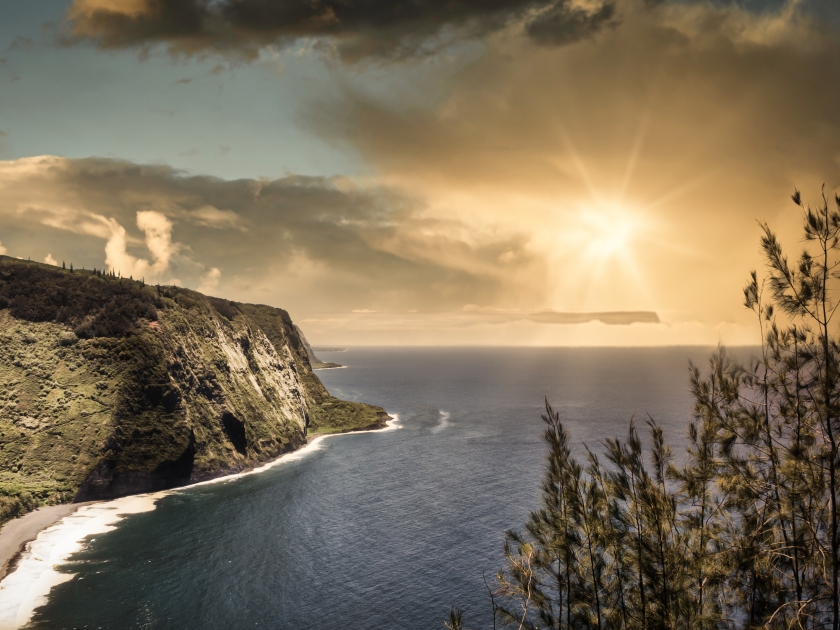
190 414 401 490
0 415 400 630
0 493 165 630
430 410 450 433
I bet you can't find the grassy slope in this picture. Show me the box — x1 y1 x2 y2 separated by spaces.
0 258 388 524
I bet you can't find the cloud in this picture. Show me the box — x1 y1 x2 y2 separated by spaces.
186 205 244 230
526 0 617 45
62 0 619 61
301 0 840 330
0 242 6 256
197 266 221 293
44 254 58 266
99 212 179 280
70 0 149 19
137 210 176 271
0 156 539 314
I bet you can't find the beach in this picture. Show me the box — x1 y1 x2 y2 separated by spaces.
0 413 396 584
0 415 400 629
0 504 83 581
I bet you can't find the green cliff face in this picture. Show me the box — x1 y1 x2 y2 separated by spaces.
0 257 387 519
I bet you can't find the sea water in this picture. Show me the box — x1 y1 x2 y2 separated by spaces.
20 346 756 629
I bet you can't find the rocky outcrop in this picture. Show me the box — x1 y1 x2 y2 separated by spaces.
0 257 387 510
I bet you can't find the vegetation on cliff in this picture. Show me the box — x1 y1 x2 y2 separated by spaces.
0 257 386 522
448 189 840 629
0 261 157 339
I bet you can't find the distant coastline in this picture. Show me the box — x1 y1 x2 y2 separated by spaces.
293 326 345 369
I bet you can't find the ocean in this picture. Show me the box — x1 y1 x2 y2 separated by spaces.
14 346 756 629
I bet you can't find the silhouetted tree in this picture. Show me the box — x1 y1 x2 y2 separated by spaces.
451 186 840 630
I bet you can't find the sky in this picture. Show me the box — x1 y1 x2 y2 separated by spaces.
1 0 840 345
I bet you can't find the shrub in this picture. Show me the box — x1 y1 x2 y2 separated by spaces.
0 259 158 338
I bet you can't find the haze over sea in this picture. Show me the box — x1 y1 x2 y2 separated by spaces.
25 346 755 629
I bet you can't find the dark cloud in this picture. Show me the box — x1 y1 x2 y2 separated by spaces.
64 0 618 60
526 1 616 45
0 157 539 313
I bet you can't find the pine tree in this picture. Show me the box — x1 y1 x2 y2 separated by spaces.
453 187 840 629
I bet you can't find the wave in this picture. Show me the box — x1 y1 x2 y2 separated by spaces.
0 415 401 630
430 410 450 434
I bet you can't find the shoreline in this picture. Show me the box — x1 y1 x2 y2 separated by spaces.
0 414 399 628
0 504 89 582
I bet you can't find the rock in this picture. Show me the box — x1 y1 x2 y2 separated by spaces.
59 332 79 346
22 334 37 344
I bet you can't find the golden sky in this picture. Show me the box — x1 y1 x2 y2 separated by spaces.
1 0 839 345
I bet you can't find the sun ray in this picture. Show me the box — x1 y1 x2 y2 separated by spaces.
556 126 605 206
619 112 651 201
641 172 714 213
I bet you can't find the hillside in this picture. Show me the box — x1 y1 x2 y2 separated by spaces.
0 257 387 523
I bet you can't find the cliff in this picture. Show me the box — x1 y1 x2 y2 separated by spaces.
294 325 342 369
0 257 387 520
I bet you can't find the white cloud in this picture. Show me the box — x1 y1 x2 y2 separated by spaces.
44 254 58 266
104 218 140 277
0 242 6 255
198 267 221 294
136 210 176 273
105 211 177 280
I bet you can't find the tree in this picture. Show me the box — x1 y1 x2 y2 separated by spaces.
450 186 840 629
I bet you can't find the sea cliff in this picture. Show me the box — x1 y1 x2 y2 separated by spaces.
0 257 386 520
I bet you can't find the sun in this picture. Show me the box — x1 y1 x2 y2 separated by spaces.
579 202 642 263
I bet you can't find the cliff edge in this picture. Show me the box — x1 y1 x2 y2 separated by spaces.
0 257 387 520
